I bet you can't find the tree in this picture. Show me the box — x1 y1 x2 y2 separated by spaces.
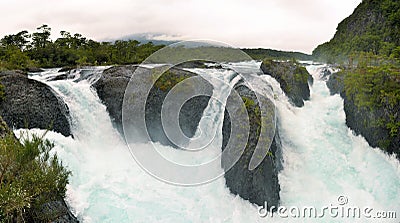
0 31 30 51
32 24 51 49
1 25 165 69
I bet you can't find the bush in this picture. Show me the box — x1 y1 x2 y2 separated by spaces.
343 58 400 143
0 83 4 102
0 131 70 222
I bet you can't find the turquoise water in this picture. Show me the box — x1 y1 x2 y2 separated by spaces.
17 63 400 222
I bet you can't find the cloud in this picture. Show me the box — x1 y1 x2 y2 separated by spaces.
0 0 361 53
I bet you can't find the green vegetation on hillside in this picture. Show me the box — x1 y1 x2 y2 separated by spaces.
0 129 70 222
342 54 400 139
312 0 400 154
313 0 400 64
0 24 164 70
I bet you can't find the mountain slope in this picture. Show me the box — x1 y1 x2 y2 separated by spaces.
313 0 400 62
312 0 400 159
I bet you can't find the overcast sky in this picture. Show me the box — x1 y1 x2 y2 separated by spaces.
0 0 361 54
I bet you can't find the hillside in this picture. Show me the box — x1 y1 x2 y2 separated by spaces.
313 0 400 63
312 0 400 159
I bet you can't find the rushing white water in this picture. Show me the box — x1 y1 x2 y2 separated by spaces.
16 62 400 222
271 65 400 222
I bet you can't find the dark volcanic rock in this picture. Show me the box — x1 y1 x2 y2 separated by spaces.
222 84 281 209
0 71 71 136
342 93 397 153
59 66 77 73
144 67 212 146
178 96 211 138
260 59 313 107
175 60 209 69
26 199 79 223
92 66 135 134
326 72 345 95
47 73 69 82
0 70 26 77
26 67 45 73
326 72 399 157
320 67 332 81
175 60 223 69
93 65 212 146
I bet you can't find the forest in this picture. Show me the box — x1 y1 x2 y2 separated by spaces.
0 25 164 70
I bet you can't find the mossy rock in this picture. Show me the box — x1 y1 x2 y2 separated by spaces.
260 59 313 107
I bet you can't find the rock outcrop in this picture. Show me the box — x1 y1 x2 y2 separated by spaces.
221 84 281 209
27 199 79 223
93 65 212 146
0 71 71 137
260 59 313 107
175 60 223 69
326 71 344 95
92 66 133 133
26 67 45 73
327 72 400 158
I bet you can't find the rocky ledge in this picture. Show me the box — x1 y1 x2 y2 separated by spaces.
260 59 313 107
0 71 72 137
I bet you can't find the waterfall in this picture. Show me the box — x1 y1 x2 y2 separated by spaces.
15 63 400 222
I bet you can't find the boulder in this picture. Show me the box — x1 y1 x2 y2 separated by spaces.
27 199 79 223
0 71 71 137
260 59 313 107
59 66 77 73
93 65 212 146
320 67 332 81
221 84 281 209
92 66 133 134
175 60 223 69
26 67 45 73
326 72 345 95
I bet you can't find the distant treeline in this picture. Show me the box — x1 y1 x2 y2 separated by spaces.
242 48 312 61
0 24 313 70
0 25 164 70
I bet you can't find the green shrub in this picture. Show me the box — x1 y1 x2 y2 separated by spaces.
0 83 4 102
343 58 400 144
0 131 70 222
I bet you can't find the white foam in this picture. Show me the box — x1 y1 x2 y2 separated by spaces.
16 64 400 222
